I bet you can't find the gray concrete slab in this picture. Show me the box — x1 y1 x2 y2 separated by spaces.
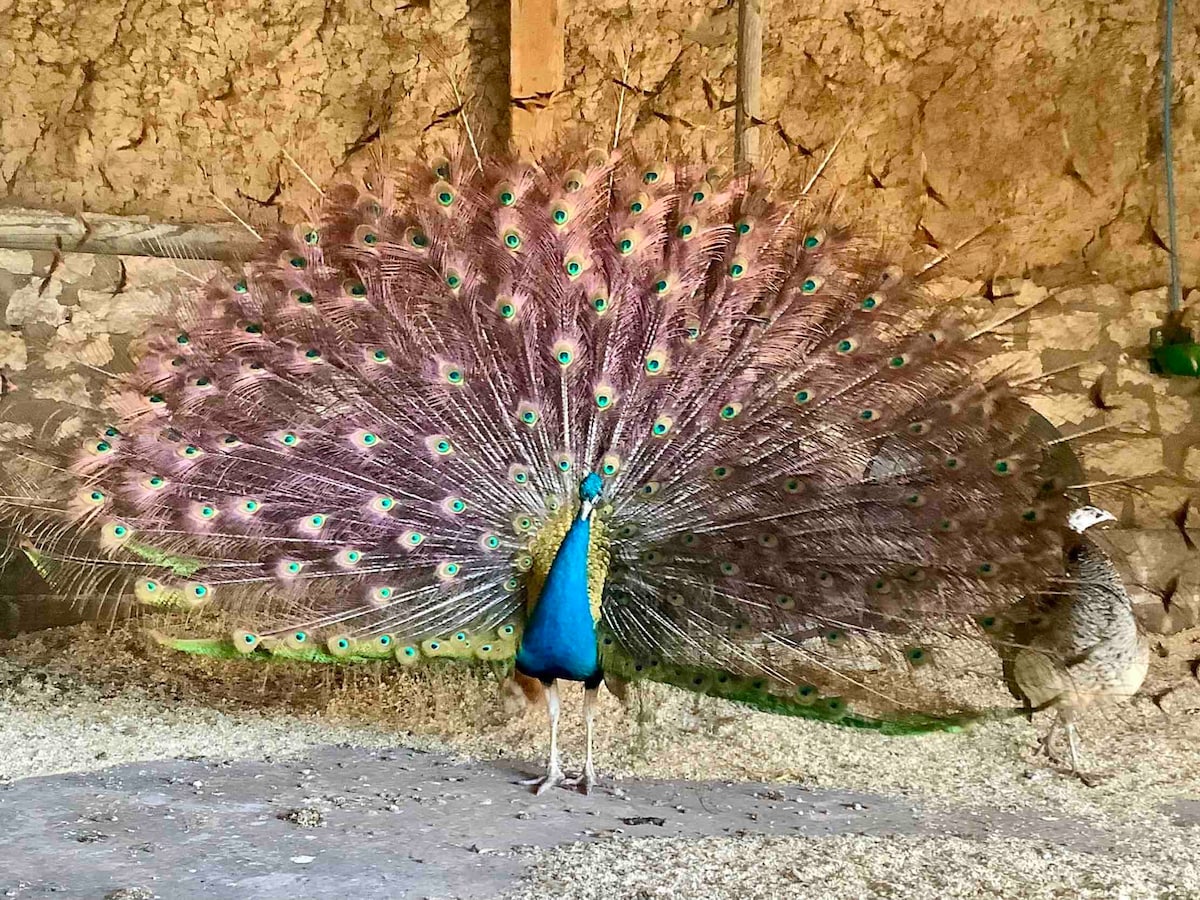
0 745 1142 900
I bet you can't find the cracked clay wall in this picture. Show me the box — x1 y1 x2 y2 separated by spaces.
1 0 1197 288
1 0 1199 623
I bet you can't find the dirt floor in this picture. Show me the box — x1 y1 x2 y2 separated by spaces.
1 622 1199 899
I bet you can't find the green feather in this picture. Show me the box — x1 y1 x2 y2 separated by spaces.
599 636 1020 736
126 541 204 577
149 633 249 660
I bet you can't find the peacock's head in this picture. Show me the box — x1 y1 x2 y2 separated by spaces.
579 472 603 502
578 473 603 520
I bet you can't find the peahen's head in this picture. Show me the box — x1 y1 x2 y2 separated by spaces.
1068 505 1117 534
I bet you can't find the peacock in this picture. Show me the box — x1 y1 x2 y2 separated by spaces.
2 147 1091 794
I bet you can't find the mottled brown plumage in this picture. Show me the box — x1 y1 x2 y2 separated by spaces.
1001 509 1148 780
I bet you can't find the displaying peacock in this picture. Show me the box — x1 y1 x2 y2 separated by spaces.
3 147 1089 794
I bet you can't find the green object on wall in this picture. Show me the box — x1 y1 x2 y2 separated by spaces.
1150 313 1200 378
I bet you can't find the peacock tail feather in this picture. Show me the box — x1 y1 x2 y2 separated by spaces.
2 146 1078 730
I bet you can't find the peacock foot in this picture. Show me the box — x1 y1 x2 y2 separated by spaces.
562 768 597 795
519 767 565 796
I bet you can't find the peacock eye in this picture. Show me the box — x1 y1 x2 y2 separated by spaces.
552 341 576 367
594 386 614 409
518 404 540 427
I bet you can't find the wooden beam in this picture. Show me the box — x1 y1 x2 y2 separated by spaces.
510 0 565 155
0 207 252 262
735 0 765 173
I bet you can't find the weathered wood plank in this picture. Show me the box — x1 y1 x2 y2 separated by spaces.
0 207 254 262
735 0 765 172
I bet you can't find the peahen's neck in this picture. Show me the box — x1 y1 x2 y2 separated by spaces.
515 497 602 685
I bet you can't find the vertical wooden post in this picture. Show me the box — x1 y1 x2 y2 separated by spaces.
510 0 565 155
735 0 764 173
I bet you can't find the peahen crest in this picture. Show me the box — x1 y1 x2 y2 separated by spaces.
3 147 1079 735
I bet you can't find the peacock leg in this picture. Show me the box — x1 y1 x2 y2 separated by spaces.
564 685 598 794
519 680 564 795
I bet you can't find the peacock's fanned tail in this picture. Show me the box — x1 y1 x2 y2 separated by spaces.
10 147 1076 727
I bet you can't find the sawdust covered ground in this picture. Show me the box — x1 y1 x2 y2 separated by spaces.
2 621 1199 898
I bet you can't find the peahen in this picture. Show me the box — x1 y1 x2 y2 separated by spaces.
994 504 1149 782
3 148 1088 794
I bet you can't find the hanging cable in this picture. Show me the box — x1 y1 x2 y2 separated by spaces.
1163 0 1182 312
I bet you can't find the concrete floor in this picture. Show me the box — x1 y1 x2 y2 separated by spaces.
0 743 1181 900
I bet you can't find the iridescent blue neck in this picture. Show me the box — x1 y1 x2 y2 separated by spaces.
514 475 603 684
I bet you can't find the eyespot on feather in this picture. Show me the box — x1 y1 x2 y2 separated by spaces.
425 435 454 457
350 429 382 450
593 383 616 410
516 402 540 428
294 223 320 246
403 226 429 251
562 169 587 193
644 349 669 376
495 295 520 321
551 339 578 368
353 224 380 249
432 181 456 209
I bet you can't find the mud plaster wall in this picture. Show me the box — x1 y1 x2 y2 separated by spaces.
0 1 1199 624
1 0 1198 286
